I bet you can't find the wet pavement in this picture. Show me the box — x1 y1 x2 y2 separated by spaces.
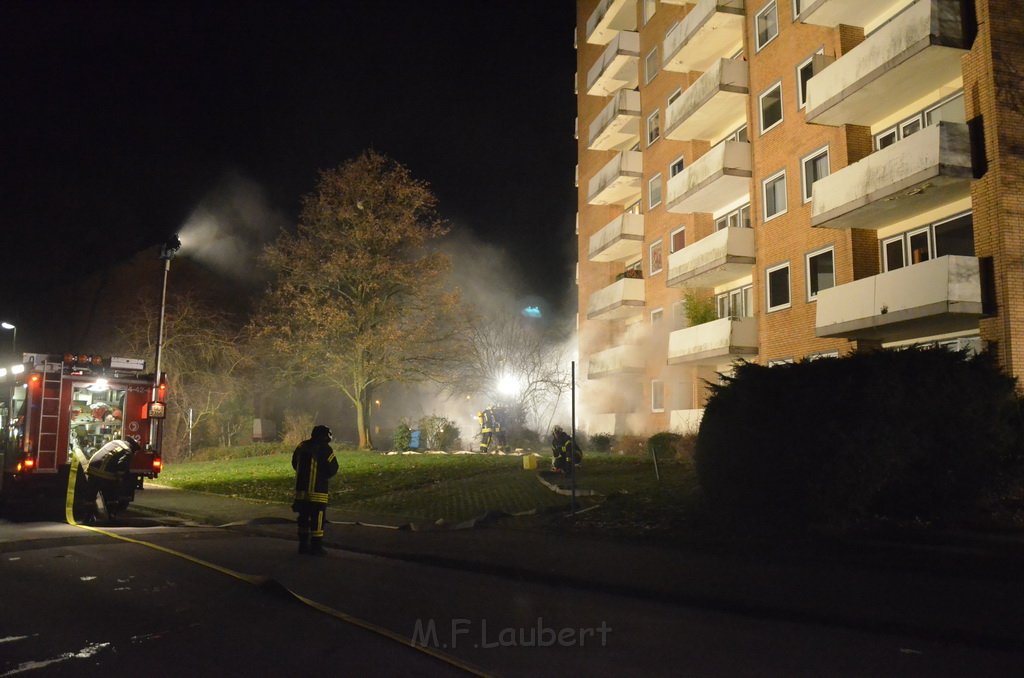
127 483 1024 653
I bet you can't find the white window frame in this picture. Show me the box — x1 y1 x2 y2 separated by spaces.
669 155 685 178
792 0 804 19
805 245 835 301
882 234 905 272
648 173 663 210
755 1 779 52
643 0 656 26
766 261 792 312
651 307 664 326
645 47 660 85
647 110 661 146
796 49 823 109
762 169 788 222
670 226 686 253
651 379 665 412
649 238 664 275
759 81 784 134
800 146 830 203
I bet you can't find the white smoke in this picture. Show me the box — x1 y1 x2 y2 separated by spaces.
177 173 286 283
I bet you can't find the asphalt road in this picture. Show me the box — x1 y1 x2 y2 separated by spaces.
2 512 1023 677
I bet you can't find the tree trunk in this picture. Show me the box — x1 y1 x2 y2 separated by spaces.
355 389 373 450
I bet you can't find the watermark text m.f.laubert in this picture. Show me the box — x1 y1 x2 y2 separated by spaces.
411 618 612 650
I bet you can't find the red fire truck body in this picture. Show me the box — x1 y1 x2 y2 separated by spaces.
0 352 164 512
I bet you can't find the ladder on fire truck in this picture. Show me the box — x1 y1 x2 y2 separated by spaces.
33 358 66 472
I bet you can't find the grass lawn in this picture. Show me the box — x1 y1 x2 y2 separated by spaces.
157 447 702 532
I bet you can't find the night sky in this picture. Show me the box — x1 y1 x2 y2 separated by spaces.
2 1 577 345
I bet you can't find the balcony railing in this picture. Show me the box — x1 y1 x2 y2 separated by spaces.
797 0 906 28
667 226 755 288
811 122 972 230
663 0 745 74
665 58 748 143
815 255 983 342
586 31 640 97
588 150 643 206
805 0 971 127
589 213 645 262
587 277 646 320
666 141 751 215
588 344 646 379
588 89 642 151
586 0 637 45
668 317 758 366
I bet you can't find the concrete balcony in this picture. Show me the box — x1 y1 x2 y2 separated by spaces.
588 89 642 151
588 344 646 379
665 58 748 143
663 0 745 74
670 409 705 434
812 122 972 230
815 255 983 342
586 31 640 97
666 141 751 215
588 150 644 206
805 0 971 127
668 317 758 366
587 277 646 320
586 0 637 45
667 227 755 288
797 0 905 27
589 213 645 263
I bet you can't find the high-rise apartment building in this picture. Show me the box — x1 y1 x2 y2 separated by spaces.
575 0 1024 437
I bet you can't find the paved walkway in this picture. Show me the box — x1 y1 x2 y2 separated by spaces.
128 483 1024 651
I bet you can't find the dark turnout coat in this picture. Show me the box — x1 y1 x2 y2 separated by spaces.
292 438 339 507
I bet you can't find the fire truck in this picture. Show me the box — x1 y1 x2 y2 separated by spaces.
0 352 164 519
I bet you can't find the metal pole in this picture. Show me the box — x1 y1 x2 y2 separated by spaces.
150 256 171 446
570 360 576 515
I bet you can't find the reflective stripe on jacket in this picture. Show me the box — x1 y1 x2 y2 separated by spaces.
292 439 339 505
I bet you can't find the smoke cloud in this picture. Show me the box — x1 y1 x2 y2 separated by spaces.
177 173 287 284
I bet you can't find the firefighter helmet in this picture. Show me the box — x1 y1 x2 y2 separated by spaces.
311 425 333 442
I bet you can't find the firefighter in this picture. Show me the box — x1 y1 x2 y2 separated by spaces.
550 425 582 474
82 437 139 520
291 425 339 556
477 410 493 454
492 406 509 453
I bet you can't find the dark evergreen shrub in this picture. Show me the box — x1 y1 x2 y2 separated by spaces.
695 349 1024 532
647 432 683 461
590 433 614 454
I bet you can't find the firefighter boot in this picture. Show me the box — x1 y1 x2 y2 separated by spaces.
298 535 310 554
309 537 327 556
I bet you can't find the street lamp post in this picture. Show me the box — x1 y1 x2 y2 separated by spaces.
150 235 181 445
0 322 15 359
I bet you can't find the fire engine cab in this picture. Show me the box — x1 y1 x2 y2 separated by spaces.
0 352 164 518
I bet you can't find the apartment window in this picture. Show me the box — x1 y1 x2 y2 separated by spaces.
625 199 642 215
881 212 974 272
792 0 804 18
760 82 783 133
725 125 749 143
672 299 688 330
648 173 663 210
873 92 966 150
796 49 823 108
715 203 752 230
801 146 829 203
645 48 660 85
667 88 683 107
766 262 791 311
762 170 787 221
651 307 664 326
768 358 794 366
649 239 663 275
651 380 664 412
807 350 840 360
624 259 643 278
669 156 685 178
806 246 835 300
670 226 686 253
716 284 753 319
755 1 779 51
647 110 661 146
643 0 656 25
